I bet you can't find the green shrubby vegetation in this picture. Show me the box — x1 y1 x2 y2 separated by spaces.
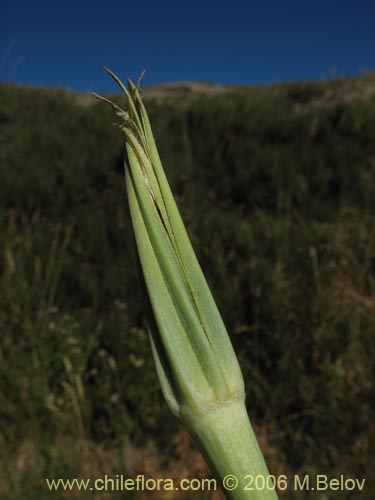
0 75 374 499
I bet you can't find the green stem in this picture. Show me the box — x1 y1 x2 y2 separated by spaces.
182 399 279 500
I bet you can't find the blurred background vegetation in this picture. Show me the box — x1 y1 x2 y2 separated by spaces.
0 73 374 499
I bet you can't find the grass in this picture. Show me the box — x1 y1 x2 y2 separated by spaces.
0 73 374 499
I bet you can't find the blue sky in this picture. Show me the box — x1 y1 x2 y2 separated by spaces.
1 0 374 92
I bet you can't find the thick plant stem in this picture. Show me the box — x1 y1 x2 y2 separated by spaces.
183 399 279 500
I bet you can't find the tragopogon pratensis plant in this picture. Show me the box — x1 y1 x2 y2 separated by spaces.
94 68 279 500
